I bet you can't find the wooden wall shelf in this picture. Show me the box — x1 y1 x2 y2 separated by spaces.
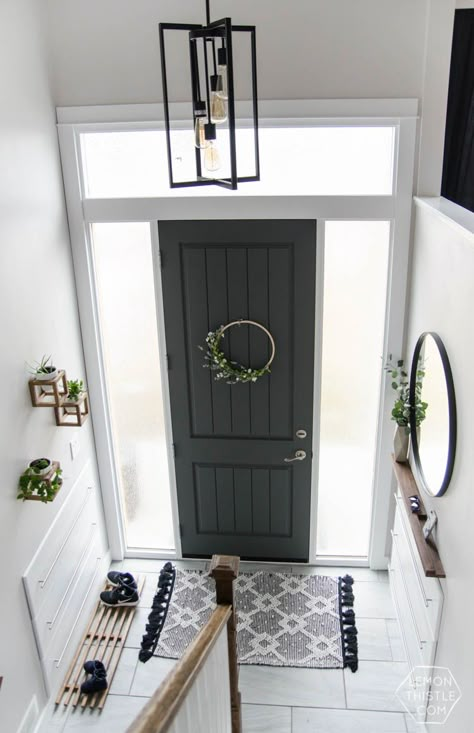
55 393 89 427
28 370 89 427
392 458 445 578
29 370 67 408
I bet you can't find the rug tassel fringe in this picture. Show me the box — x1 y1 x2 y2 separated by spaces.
139 562 176 663
339 575 358 673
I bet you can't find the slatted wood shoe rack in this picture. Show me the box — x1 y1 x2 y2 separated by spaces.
56 576 145 711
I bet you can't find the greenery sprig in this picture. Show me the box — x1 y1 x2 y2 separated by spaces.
17 466 63 503
199 327 271 385
67 379 85 401
385 358 428 434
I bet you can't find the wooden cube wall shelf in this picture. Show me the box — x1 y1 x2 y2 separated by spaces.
54 392 89 427
29 370 67 408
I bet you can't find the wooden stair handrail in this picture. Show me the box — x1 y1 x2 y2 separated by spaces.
127 604 231 733
127 554 241 733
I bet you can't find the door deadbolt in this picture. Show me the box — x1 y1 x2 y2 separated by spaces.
296 429 307 439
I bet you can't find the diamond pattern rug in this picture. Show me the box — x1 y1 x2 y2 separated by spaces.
153 569 357 669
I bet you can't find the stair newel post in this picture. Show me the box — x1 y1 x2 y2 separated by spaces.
209 554 241 733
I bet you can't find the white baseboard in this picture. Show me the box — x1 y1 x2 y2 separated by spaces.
17 695 39 733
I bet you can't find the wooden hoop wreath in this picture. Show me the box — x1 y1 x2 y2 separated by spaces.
220 320 276 370
200 319 276 384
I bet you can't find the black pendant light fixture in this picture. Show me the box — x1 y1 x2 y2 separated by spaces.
159 1 259 190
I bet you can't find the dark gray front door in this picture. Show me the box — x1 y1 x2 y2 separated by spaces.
159 220 316 561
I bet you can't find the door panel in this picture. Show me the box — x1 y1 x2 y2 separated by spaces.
182 242 293 439
159 220 316 561
194 464 292 537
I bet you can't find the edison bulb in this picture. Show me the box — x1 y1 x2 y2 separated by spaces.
216 47 228 100
194 117 210 149
210 75 227 123
210 93 227 124
204 141 221 172
216 74 227 101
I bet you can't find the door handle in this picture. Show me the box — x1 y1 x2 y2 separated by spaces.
284 450 306 463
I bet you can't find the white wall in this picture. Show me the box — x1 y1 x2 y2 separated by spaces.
0 2 105 731
416 0 455 196
406 200 474 731
46 0 428 105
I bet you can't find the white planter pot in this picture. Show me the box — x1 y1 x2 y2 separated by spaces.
35 368 58 381
29 459 52 476
393 425 409 463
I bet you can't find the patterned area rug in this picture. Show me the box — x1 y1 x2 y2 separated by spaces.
153 569 358 671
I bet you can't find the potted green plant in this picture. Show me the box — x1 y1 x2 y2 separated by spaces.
17 464 63 503
28 457 52 477
28 355 58 381
64 379 85 413
386 358 428 462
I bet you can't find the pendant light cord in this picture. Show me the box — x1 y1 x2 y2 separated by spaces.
205 1 217 75
212 39 218 75
203 38 212 122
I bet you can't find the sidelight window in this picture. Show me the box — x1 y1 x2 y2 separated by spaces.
92 222 175 552
316 221 390 557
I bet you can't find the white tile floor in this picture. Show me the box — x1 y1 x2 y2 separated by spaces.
39 561 421 733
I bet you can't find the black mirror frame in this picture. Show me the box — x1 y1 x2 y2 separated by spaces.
409 332 457 497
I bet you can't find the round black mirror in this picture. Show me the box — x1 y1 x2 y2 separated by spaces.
409 332 456 497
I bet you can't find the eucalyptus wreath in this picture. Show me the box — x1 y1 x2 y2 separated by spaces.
199 326 272 384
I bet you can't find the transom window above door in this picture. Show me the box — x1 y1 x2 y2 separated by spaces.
80 125 396 198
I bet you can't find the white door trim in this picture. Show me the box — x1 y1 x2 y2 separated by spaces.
369 117 418 568
149 222 183 560
56 98 419 124
308 221 325 564
58 125 126 560
82 196 396 223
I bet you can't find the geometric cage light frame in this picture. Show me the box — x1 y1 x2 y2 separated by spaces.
159 1 260 190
